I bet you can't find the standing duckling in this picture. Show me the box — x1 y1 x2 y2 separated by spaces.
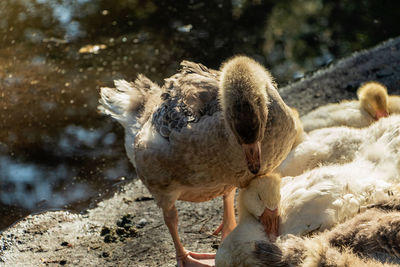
99 56 296 267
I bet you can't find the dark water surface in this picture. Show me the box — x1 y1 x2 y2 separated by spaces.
1 0 400 230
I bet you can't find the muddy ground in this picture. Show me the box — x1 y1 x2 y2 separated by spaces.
1 37 400 267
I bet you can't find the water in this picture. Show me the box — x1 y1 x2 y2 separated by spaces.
0 0 399 231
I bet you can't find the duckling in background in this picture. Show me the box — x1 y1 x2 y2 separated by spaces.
301 81 391 132
99 56 297 267
216 175 400 267
357 81 389 120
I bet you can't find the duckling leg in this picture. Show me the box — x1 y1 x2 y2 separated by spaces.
163 205 215 267
213 188 237 240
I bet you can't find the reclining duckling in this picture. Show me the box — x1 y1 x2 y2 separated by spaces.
301 81 394 132
216 175 400 267
277 114 400 177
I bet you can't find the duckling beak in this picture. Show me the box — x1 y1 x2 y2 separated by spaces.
242 142 261 174
375 110 388 120
259 207 279 242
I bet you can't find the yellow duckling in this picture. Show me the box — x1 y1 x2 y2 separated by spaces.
301 81 395 132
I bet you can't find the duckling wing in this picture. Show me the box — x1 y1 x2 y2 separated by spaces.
152 61 221 139
280 177 338 235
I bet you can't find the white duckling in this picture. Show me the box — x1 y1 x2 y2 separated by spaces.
99 56 297 267
279 159 398 236
301 81 390 132
277 114 400 177
274 115 400 236
215 174 281 267
282 115 400 235
216 175 400 267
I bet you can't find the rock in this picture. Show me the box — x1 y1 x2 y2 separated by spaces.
136 218 147 229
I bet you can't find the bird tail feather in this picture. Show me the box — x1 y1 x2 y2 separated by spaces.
98 75 160 129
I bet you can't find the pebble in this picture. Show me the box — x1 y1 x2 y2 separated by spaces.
137 218 148 228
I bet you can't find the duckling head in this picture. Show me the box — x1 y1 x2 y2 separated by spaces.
220 56 275 174
357 81 389 120
238 173 281 241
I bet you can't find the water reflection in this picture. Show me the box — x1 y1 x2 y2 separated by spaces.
0 0 399 230
0 156 88 209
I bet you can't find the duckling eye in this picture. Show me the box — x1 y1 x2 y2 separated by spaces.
257 193 262 201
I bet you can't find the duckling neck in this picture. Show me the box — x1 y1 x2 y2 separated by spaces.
238 209 258 225
236 196 269 242
237 193 258 224
219 56 271 143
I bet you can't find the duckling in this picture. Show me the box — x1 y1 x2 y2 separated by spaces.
279 140 400 235
277 114 400 177
327 208 400 262
216 175 400 267
215 174 281 267
99 56 297 267
357 81 389 120
301 81 390 132
254 236 398 267
273 116 400 236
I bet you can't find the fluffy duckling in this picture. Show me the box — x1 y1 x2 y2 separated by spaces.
215 174 281 267
255 238 396 267
357 81 389 119
326 208 400 263
216 176 400 267
99 56 296 267
277 114 400 177
280 147 400 235
301 81 390 132
276 116 400 235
